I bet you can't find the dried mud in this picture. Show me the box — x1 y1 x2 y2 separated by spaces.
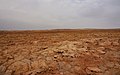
0 29 120 75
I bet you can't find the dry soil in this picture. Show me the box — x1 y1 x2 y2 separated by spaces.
0 29 120 75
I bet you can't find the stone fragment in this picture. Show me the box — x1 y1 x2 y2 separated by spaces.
97 50 106 54
104 71 110 75
99 65 107 72
31 60 39 69
87 67 102 73
38 60 48 68
5 70 13 75
0 65 6 73
60 72 64 75
49 61 58 69
7 55 14 59
106 62 114 68
69 53 75 57
8 61 29 74
14 55 24 61
62 53 69 57
92 53 100 58
115 71 120 75
74 66 81 72
112 41 119 46
114 63 120 69
54 55 58 58
97 47 105 51
46 57 53 61
99 41 111 46
33 41 39 44
97 47 106 54
59 62 72 71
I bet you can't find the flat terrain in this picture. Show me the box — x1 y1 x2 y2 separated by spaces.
0 29 120 75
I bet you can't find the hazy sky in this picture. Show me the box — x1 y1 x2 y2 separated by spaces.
0 0 120 30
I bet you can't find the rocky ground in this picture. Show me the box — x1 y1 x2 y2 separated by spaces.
0 29 120 75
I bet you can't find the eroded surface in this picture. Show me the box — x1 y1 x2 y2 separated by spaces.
0 30 120 75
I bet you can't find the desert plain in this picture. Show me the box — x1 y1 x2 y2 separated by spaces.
0 29 120 75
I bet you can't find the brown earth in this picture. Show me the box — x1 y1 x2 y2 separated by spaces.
0 29 120 75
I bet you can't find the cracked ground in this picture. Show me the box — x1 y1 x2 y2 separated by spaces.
0 29 120 75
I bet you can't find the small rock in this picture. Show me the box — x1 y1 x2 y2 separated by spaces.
92 53 100 58
106 62 114 68
97 47 105 51
7 55 14 59
60 72 64 75
114 63 120 69
63 53 69 57
31 60 39 69
112 41 119 46
104 71 110 75
85 52 91 56
33 41 38 44
5 70 13 75
15 55 24 61
0 65 6 72
38 60 48 68
115 71 120 75
97 47 106 54
69 54 75 58
74 66 81 71
49 61 58 69
64 71 72 75
46 57 53 61
8 61 29 74
54 55 58 58
99 65 107 72
80 48 88 52
99 41 111 46
97 50 106 54
87 67 102 73
56 50 64 54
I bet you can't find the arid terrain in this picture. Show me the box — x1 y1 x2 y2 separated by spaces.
0 29 120 75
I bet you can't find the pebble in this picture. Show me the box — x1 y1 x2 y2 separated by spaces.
5 70 13 75
106 62 114 68
97 50 106 54
87 67 102 72
0 65 6 72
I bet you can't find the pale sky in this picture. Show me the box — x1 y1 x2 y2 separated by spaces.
0 0 120 30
